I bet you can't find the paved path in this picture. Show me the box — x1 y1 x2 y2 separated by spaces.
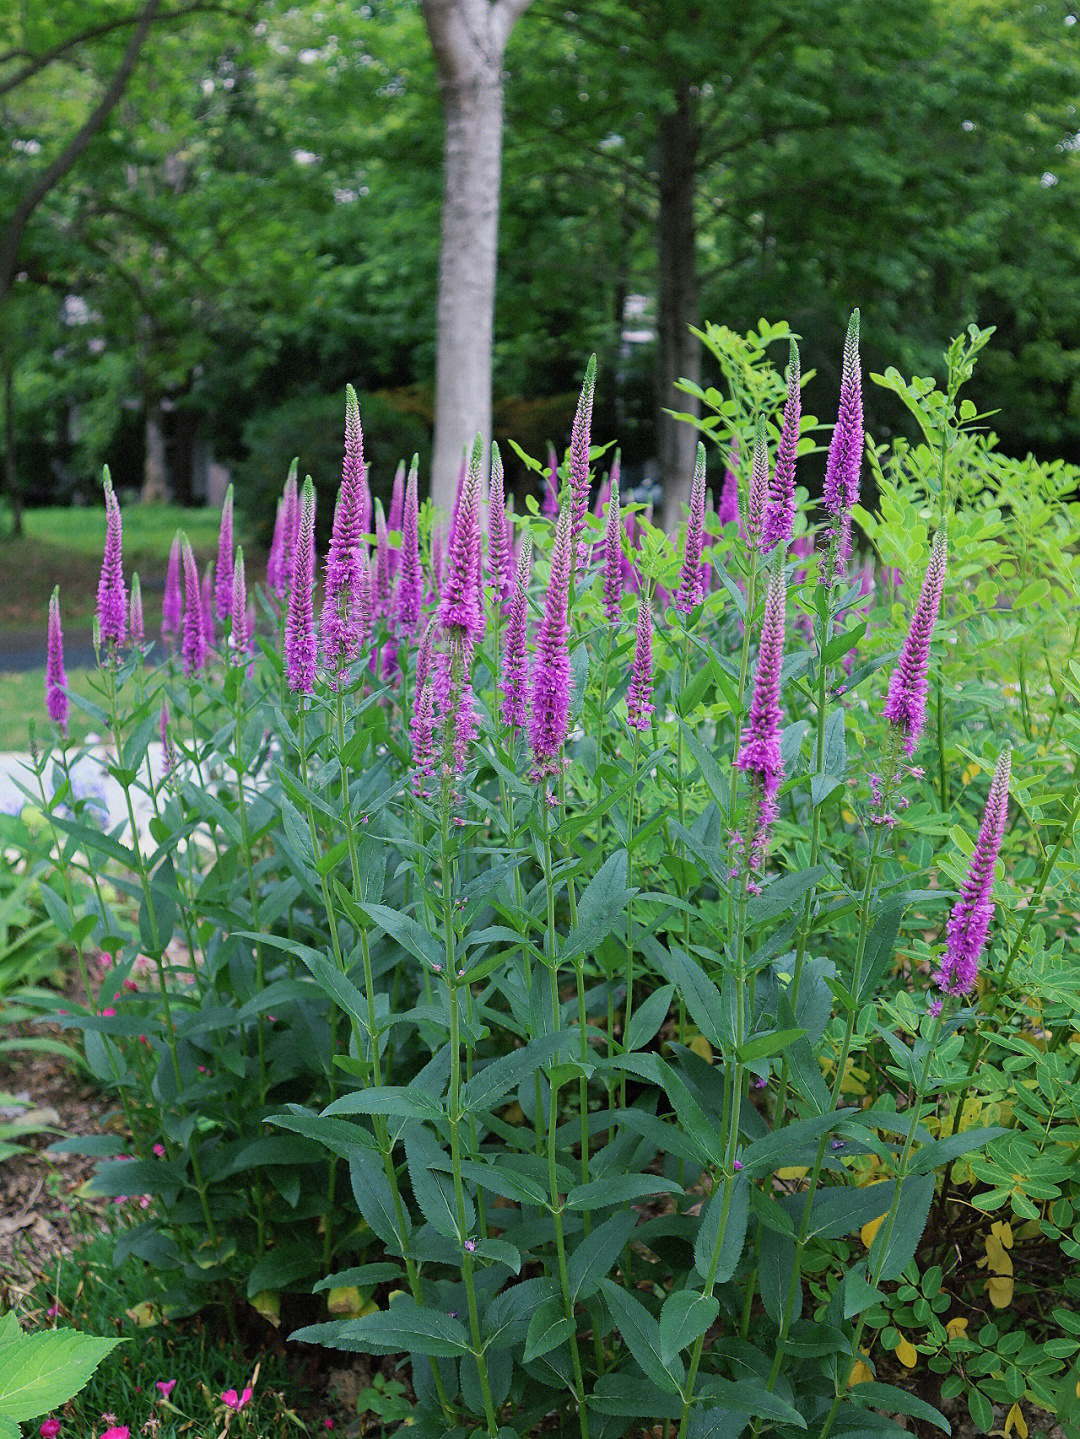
0 746 162 836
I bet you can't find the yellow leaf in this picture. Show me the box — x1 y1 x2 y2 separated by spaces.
848 1361 874 1387
946 1317 969 1339
776 1166 809 1181
983 1237 1013 1276
861 1214 886 1249
124 1301 158 1327
987 1275 1014 1308
689 1034 714 1063
895 1336 918 1369
250 1290 281 1327
842 808 857 824
503 1102 525 1124
1004 1404 1028 1439
991 1221 1014 1249
962 763 981 785
328 1286 367 1317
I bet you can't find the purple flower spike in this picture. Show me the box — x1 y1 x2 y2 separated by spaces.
181 538 206 678
129 573 144 646
201 563 215 651
46 588 68 733
438 435 483 643
354 551 374 660
214 485 235 621
736 564 787 869
321 387 369 672
529 507 573 780
676 443 708 614
936 750 1011 996
266 498 286 599
602 478 622 624
374 500 392 619
396 456 423 634
487 441 514 605
388 461 405 576
763 340 800 552
416 617 436 694
280 463 300 591
821 311 863 584
285 477 317 695
626 597 654 731
231 548 251 663
96 471 126 648
544 445 560 518
718 440 741 531
159 702 175 779
501 536 533 729
884 527 947 754
569 354 597 568
747 415 769 550
162 534 182 640
410 680 437 796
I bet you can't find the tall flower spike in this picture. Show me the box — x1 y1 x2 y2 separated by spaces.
321 387 369 672
214 485 235 621
884 526 948 754
46 588 68 733
626 597 654 731
676 443 708 614
529 506 572 780
746 415 769 550
388 460 405 547
602 478 622 624
201 563 215 651
280 462 299 590
396 456 423 633
285 477 317 694
162 533 182 640
231 547 251 663
181 537 206 678
354 551 374 659
97 470 126 648
410 680 437 796
415 616 436 694
487 441 514 604
544 445 560 518
569 354 597 568
736 564 787 869
129 572 144 646
266 499 286 598
374 500 392 619
936 750 1011 996
821 310 863 581
501 535 533 729
718 440 741 530
438 435 483 642
159 701 175 779
763 340 800 552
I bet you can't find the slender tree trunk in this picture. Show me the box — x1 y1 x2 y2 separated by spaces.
3 362 20 537
420 0 534 517
657 78 702 530
142 400 170 502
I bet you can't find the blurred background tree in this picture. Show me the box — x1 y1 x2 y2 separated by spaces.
2 0 1078 526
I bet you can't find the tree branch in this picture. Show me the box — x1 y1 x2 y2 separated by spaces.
0 1 252 98
0 0 164 304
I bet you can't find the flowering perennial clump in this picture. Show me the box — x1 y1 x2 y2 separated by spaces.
884 526 948 754
937 749 1011 995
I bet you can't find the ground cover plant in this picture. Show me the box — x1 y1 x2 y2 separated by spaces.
11 316 1080 1439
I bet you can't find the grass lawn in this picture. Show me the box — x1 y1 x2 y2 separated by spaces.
0 669 101 750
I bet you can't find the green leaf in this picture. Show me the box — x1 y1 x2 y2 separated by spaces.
598 1278 683 1395
461 1033 567 1115
0 1331 122 1421
693 1175 749 1284
643 937 728 1050
566 1174 683 1211
291 1301 470 1358
523 1297 574 1363
626 985 674 1052
968 1389 995 1434
322 1087 445 1124
850 1383 951 1433
567 1211 637 1302
747 866 827 925
908 1128 1007 1175
709 1379 806 1428
561 850 634 962
659 1291 718 1366
355 902 443 967
736 1027 806 1063
868 1174 933 1280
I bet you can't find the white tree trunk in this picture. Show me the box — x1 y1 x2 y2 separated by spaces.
421 0 533 517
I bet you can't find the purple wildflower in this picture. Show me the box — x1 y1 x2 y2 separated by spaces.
374 500 392 619
321 387 368 672
201 563 215 651
528 506 572 780
281 463 300 590
763 340 800 552
936 750 1011 996
285 477 317 695
129 573 144 646
626 597 654 731
568 355 597 568
736 565 787 869
181 538 206 678
214 485 235 621
747 415 769 551
718 440 741 530
501 536 533 729
388 461 405 576
159 702 175 779
435 637 477 775
602 478 622 624
544 445 560 518
354 551 374 660
883 526 948 755
410 680 437 796
438 436 483 642
46 588 68 733
415 617 436 694
487 442 514 605
96 472 126 648
266 498 286 599
676 443 708 614
231 548 251 664
162 534 182 641
396 456 423 633
821 311 863 583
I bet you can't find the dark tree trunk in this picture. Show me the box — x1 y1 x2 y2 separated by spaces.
657 78 702 530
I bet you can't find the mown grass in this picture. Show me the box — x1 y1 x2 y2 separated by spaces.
0 670 99 751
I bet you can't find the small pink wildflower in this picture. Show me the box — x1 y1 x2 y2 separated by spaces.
153 1144 166 1157
40 1422 61 1438
155 1380 176 1400
221 1388 253 1412
101 1007 116 1017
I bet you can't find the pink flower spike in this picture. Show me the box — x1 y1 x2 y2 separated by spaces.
162 533 183 639
625 597 654 732
676 443 707 613
718 440 742 532
883 526 948 755
935 749 1011 997
486 441 513 605
528 507 573 779
96 471 126 648
39 1421 61 1438
746 414 769 550
285 477 317 695
46 588 69 734
438 435 484 643
736 563 787 871
181 537 206 678
568 355 597 569
501 536 533 730
395 456 422 634
763 339 800 552
155 1380 177 1400
602 477 622 624
214 485 235 621
128 573 144 646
